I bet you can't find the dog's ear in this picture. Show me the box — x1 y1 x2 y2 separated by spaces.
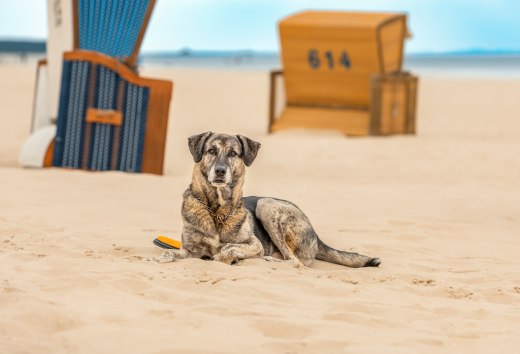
237 135 261 167
188 131 213 163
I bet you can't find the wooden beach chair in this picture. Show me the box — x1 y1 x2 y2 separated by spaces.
268 11 419 136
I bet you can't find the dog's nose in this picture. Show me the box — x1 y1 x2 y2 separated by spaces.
215 165 227 177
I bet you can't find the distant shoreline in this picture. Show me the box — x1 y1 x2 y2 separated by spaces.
1 39 520 57
2 41 520 77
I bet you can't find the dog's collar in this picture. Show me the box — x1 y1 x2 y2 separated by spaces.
190 190 238 225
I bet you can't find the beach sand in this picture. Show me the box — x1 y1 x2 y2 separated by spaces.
1 64 519 353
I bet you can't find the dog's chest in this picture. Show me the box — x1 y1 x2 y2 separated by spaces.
219 212 253 244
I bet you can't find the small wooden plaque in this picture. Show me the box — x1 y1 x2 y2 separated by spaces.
85 108 123 126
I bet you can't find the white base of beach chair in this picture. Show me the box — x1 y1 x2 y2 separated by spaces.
19 125 56 168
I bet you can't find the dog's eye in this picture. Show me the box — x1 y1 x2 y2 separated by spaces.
228 151 237 158
208 148 217 155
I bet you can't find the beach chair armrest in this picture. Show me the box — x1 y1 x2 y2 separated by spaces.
268 70 284 133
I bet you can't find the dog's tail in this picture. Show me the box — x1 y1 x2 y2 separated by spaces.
316 237 381 268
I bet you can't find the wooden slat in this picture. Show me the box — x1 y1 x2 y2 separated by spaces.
140 79 173 175
379 17 406 73
280 11 405 28
268 70 283 133
63 51 170 88
272 106 370 136
406 75 419 134
284 73 371 107
43 139 55 168
279 23 376 42
72 0 79 49
85 108 123 126
379 81 406 135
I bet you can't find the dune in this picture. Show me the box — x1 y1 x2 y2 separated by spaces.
0 63 519 353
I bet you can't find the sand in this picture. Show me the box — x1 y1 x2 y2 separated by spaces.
1 63 519 353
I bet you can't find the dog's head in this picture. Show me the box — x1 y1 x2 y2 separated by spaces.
188 132 261 187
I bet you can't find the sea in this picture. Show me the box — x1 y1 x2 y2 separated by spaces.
139 51 520 78
2 50 520 78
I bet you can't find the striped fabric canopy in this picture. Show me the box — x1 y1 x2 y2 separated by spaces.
77 0 152 61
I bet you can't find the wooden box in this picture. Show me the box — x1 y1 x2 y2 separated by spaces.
279 11 409 108
370 72 418 135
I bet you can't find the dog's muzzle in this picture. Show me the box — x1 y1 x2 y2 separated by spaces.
209 164 230 185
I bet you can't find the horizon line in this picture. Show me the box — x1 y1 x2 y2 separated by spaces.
2 38 520 57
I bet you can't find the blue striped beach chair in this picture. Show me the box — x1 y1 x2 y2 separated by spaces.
22 0 171 173
52 51 172 175
49 0 172 175
29 0 155 133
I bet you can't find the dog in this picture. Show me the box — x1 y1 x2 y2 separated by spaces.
156 132 381 269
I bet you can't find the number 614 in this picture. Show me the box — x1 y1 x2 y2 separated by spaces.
308 50 351 70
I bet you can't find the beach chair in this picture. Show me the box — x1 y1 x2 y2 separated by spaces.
51 50 172 174
21 0 172 174
29 0 156 134
269 11 418 136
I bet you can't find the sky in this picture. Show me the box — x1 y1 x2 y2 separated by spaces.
0 0 519 54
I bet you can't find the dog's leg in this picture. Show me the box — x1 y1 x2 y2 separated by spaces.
213 239 263 265
153 249 191 263
262 252 284 263
262 230 305 269
256 198 319 269
253 214 306 269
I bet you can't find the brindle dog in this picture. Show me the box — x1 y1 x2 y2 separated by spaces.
155 132 381 269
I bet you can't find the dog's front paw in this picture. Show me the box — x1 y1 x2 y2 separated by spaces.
288 257 305 272
213 252 234 265
154 250 178 263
